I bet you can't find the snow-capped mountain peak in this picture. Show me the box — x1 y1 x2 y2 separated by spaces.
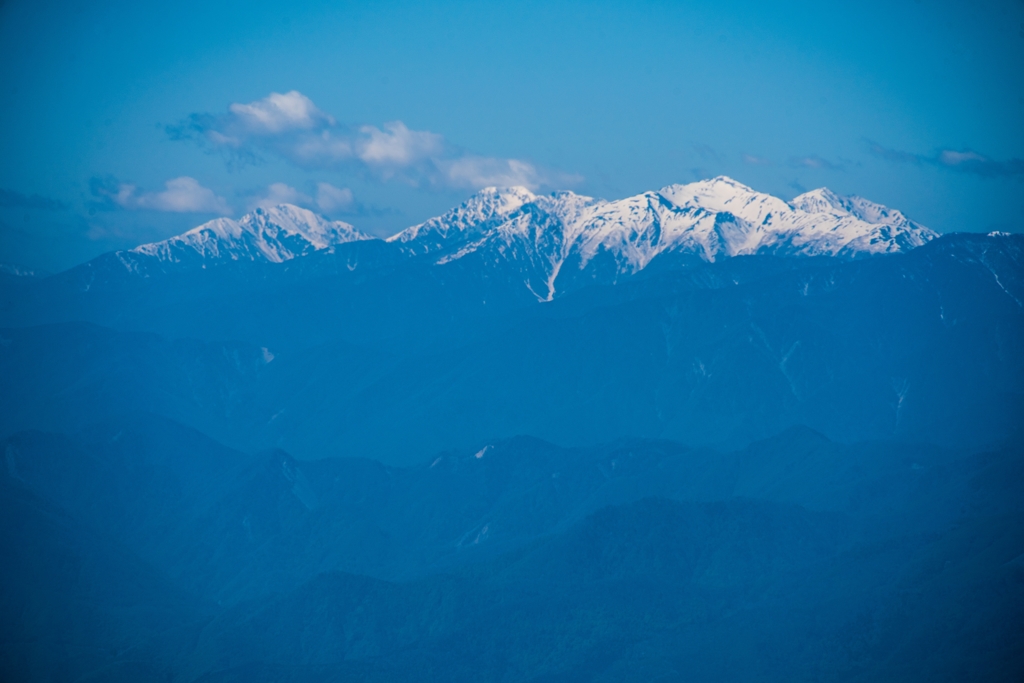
660 176 792 221
126 204 370 269
788 187 847 215
788 188 934 252
792 187 925 229
387 186 538 255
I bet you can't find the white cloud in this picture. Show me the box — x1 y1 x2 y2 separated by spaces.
741 154 773 166
787 155 845 171
243 182 356 214
356 122 444 167
438 156 545 190
288 132 353 166
867 142 1024 178
248 182 312 210
228 91 334 135
937 149 988 167
111 177 232 215
316 182 354 212
174 91 578 191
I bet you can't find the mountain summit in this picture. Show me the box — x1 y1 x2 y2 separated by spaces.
119 204 370 274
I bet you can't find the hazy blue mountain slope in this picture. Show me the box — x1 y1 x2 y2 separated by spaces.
2 415 1016 595
250 234 1023 462
0 323 272 443
1 412 1021 681
0 236 538 354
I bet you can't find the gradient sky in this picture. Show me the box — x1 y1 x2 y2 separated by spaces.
1 0 1022 272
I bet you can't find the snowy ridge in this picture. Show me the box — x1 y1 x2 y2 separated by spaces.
387 186 537 256
389 176 938 299
125 204 370 270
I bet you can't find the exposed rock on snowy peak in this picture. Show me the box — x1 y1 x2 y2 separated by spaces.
656 177 936 257
788 187 934 252
791 187 919 228
389 176 937 299
390 187 601 299
387 186 538 255
122 204 370 272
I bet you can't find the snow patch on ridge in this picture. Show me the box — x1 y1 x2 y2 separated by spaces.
388 186 537 255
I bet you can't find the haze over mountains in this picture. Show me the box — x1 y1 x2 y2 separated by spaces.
1 177 1022 681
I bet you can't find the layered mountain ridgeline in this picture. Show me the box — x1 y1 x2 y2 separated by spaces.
1 177 937 324
1 415 1022 682
1 229 1021 462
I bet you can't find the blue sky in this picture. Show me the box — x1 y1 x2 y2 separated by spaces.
1 0 1022 272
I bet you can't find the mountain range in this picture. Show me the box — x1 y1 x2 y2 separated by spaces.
98 176 936 299
0 176 1022 682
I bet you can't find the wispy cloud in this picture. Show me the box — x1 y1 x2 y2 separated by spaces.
866 142 922 165
243 181 356 215
0 188 67 211
787 155 846 171
169 91 576 191
741 154 773 166
867 141 1024 178
227 91 334 134
933 149 1024 177
357 121 444 169
692 144 723 162
315 182 354 213
247 182 312 211
438 156 551 189
91 176 232 215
